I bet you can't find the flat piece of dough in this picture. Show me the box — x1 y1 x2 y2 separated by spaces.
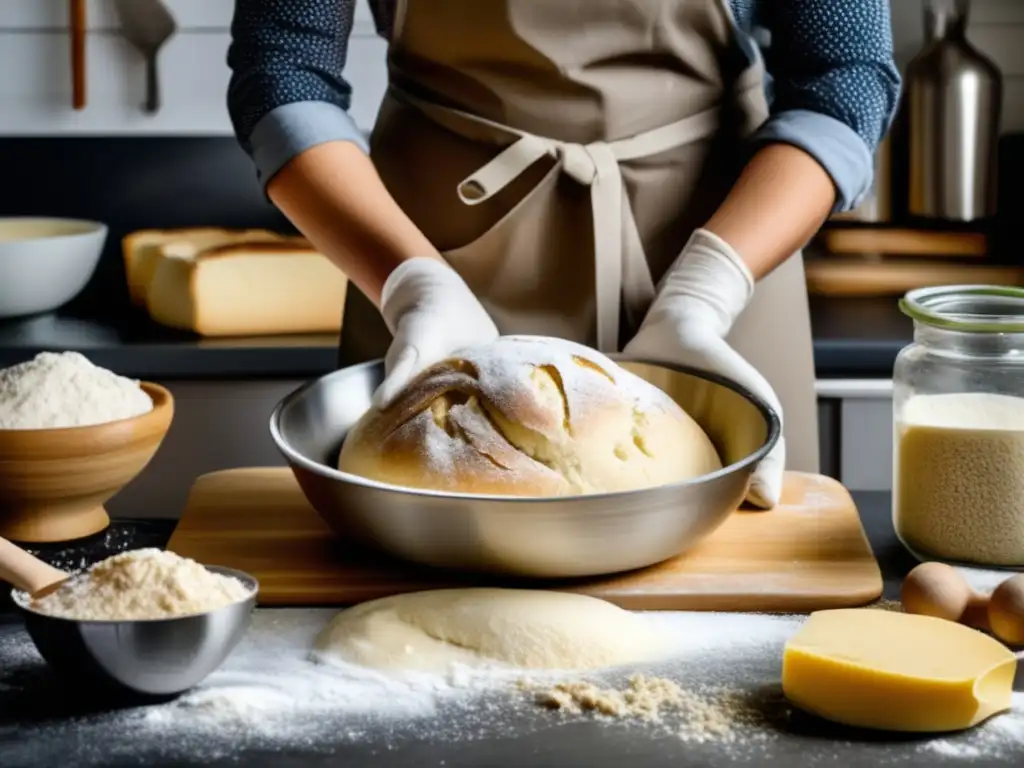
314 588 668 673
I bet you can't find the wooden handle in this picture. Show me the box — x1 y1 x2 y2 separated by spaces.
70 0 86 110
0 537 68 595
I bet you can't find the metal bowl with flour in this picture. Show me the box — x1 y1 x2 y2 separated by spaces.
11 565 257 699
269 358 780 579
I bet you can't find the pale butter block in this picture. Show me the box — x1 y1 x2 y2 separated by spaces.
782 608 1016 732
122 227 281 307
146 241 348 337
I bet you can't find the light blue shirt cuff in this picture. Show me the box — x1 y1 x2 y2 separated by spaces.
751 109 874 213
249 101 370 189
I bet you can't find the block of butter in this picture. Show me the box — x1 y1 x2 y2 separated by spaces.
122 227 283 308
145 239 348 337
782 609 1016 732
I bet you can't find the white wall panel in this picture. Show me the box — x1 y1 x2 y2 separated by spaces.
0 0 1018 136
0 0 384 135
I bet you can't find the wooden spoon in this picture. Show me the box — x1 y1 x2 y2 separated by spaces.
69 0 86 110
0 536 69 598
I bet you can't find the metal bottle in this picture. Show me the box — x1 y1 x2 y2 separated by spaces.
906 0 1002 221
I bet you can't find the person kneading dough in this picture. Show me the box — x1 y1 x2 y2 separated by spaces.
337 336 722 496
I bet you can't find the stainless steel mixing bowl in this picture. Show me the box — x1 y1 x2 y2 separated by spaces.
11 566 257 698
269 358 780 578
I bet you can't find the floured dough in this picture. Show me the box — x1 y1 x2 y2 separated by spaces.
313 588 667 673
338 335 722 496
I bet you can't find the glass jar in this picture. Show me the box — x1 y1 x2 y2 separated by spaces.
893 285 1024 568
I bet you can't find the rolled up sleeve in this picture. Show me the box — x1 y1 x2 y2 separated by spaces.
226 0 367 188
753 0 902 212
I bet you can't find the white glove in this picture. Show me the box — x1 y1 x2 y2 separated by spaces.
623 229 784 509
373 257 499 409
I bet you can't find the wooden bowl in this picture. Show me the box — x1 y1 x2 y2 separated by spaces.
0 382 173 543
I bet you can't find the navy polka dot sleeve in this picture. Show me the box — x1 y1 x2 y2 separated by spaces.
227 0 366 185
227 0 900 210
737 0 902 209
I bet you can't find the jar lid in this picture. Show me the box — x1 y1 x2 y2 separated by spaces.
900 285 1024 333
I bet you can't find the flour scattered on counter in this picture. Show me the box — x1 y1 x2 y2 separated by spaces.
515 610 804 747
22 525 138 574
116 610 803 756
0 609 810 766
525 674 785 744
0 351 152 429
0 630 37 668
866 598 904 612
918 695 1024 759
7 607 1024 764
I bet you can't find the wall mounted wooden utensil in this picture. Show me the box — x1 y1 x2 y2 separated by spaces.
69 0 86 109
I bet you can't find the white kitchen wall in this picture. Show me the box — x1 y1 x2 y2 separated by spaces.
0 0 387 134
0 0 1021 136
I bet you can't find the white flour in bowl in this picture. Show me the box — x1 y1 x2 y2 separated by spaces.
29 548 251 620
0 351 152 429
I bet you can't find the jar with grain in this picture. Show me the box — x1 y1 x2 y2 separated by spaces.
893 286 1024 568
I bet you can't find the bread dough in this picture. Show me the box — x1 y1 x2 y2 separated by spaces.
313 588 667 673
338 335 722 496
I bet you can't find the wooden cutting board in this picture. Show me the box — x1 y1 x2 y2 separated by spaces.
167 468 882 612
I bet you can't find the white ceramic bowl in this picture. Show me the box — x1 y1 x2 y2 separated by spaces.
0 217 108 319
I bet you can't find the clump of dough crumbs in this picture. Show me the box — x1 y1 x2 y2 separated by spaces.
867 598 904 612
522 674 785 744
0 351 152 429
30 548 251 620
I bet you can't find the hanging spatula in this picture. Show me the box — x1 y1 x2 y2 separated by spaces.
113 0 177 113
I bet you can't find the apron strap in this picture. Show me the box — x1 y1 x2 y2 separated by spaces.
392 87 723 353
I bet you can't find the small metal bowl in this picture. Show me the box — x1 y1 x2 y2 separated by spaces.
269 358 780 579
11 566 257 699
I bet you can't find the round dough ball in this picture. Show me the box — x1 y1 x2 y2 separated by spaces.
313 588 667 673
338 335 721 496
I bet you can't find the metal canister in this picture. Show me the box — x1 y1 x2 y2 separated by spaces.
906 0 1002 222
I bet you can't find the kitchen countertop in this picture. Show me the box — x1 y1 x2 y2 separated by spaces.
0 296 909 380
5 490 1021 767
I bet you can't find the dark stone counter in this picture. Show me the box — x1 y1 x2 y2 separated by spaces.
6 492 1019 767
0 297 910 381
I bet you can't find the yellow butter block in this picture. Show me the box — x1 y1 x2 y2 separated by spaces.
782 608 1016 732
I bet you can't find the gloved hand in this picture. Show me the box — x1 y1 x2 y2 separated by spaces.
623 229 784 509
373 257 499 409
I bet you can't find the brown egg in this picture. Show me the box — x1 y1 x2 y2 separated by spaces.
988 574 1024 645
901 562 974 622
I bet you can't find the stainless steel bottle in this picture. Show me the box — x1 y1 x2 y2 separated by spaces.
907 0 1002 221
